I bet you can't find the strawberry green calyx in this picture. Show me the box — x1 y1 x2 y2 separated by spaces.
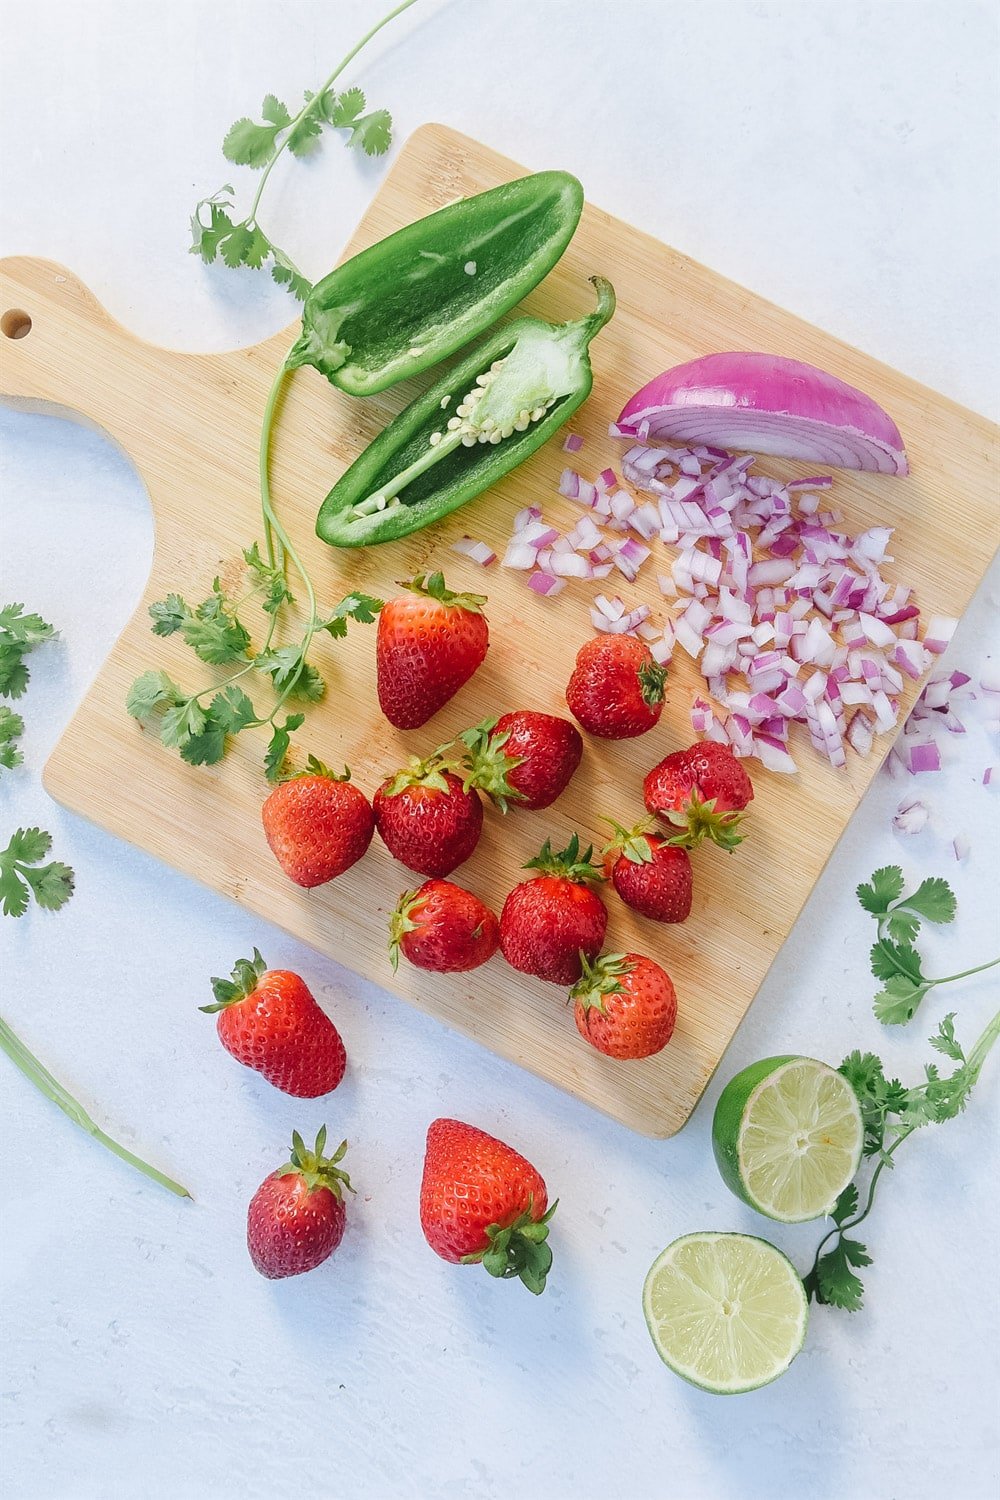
276 1127 354 1201
388 887 423 971
662 793 744 852
201 948 268 1012
458 717 526 810
523 832 604 883
383 750 458 799
638 658 667 708
460 1195 558 1295
570 951 632 1016
402 571 488 615
603 818 658 865
281 754 352 784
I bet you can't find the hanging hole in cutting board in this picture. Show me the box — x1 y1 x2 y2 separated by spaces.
2 309 32 339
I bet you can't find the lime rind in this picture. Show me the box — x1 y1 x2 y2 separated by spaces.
643 1231 808 1395
713 1056 864 1225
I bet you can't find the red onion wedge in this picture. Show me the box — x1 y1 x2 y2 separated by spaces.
616 353 908 475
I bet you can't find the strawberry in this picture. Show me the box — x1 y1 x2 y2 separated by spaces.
201 950 346 1098
499 834 607 984
389 879 499 973
419 1118 556 1294
376 572 489 729
604 819 693 923
374 753 483 877
247 1127 354 1279
261 757 374 888
571 951 678 1060
459 711 583 811
644 740 754 850
565 635 666 739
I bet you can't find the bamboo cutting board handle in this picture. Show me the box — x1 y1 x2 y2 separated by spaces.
0 255 294 541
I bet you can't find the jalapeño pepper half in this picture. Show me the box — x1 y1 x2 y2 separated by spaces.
288 171 584 397
315 277 615 549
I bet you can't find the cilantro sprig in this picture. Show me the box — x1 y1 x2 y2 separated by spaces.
804 1004 1000 1311
0 828 75 918
857 866 1000 1024
191 0 416 298
1 604 58 777
128 544 382 779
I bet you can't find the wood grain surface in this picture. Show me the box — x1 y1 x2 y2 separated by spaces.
2 124 997 1135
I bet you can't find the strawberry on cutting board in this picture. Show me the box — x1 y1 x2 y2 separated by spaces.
261 757 374 888
201 950 346 1097
499 834 607 984
644 741 754 850
459 711 583 811
376 572 489 729
604 820 693 924
247 1128 353 1280
565 635 666 739
389 879 499 973
571 952 678 1060
374 754 483 878
419 1118 556 1294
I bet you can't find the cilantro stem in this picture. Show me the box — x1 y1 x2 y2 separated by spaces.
247 0 420 231
0 1016 191 1199
932 957 1000 988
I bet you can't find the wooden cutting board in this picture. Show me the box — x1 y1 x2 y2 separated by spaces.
2 125 997 1136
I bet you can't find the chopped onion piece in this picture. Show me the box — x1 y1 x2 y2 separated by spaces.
908 741 941 774
563 432 584 453
452 536 496 567
893 795 929 835
953 833 970 862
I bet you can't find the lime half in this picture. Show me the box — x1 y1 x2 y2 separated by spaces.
712 1056 863 1223
643 1232 808 1394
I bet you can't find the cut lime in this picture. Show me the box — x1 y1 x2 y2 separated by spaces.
712 1056 863 1223
643 1232 808 1394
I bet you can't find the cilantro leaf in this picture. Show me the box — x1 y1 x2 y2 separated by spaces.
883 907 922 944
814 1236 871 1311
929 1012 965 1063
264 713 305 783
327 86 366 125
347 109 392 157
255 646 325 702
873 974 925 1026
271 254 312 302
904 876 956 926
218 219 272 271
857 866 904 917
831 1182 859 1227
181 585 252 665
0 604 56 699
286 95 324 157
209 685 259 735
223 115 283 169
243 544 293 614
0 706 25 773
160 697 207 750
126 670 184 719
321 592 384 637
261 94 291 127
870 938 924 985
1 827 75 918
149 594 190 637
189 190 237 263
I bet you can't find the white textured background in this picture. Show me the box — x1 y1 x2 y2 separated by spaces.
1 3 999 1498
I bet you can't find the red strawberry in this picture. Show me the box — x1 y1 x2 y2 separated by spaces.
201 950 346 1098
376 572 489 729
604 820 693 923
565 635 666 739
389 879 499 973
419 1118 556 1294
499 834 607 985
644 740 754 850
261 757 374 888
571 952 678 1060
459 711 583 811
247 1128 353 1279
374 754 483 877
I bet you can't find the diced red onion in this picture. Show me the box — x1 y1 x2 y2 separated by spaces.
953 833 970 862
451 536 496 567
924 616 957 654
908 741 941 774
527 571 566 597
893 795 929 834
563 432 584 453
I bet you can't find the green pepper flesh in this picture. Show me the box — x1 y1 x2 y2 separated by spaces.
315 278 616 548
288 171 584 397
